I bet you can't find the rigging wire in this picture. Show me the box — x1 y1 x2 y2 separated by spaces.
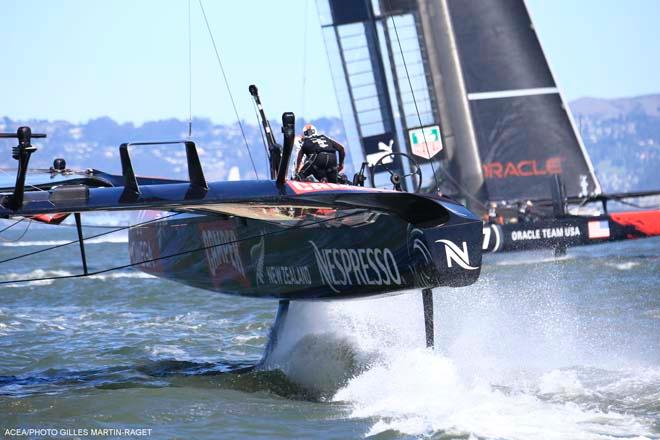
0 212 182 266
387 11 440 194
386 8 488 210
301 0 309 120
0 211 364 286
0 218 25 235
57 223 131 230
187 0 193 138
0 220 32 242
198 0 260 180
0 168 56 208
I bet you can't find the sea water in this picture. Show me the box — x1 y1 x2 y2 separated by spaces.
0 223 658 439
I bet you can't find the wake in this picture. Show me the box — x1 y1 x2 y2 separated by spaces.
260 272 659 439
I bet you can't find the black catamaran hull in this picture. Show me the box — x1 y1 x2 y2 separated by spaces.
0 166 484 298
128 191 483 300
482 210 660 253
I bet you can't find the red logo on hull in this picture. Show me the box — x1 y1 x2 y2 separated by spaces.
128 226 163 273
483 157 562 179
287 181 394 195
198 221 249 288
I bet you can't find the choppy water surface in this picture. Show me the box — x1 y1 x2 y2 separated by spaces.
0 224 658 439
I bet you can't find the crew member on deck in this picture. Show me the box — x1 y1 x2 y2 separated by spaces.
518 200 535 223
295 124 345 183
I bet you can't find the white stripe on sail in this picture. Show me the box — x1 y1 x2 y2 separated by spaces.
467 87 558 101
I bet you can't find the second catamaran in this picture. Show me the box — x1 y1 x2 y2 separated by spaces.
318 0 660 253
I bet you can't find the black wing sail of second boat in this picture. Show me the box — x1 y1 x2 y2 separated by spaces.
317 0 660 253
441 0 601 203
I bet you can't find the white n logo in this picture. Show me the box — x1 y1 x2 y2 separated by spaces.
435 239 478 270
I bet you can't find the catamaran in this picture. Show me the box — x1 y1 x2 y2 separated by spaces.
0 92 482 349
318 0 660 254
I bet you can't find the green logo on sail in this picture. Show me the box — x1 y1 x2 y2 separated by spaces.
408 125 443 160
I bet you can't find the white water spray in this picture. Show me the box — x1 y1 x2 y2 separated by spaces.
261 259 659 438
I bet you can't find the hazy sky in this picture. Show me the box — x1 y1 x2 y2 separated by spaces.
2 0 659 124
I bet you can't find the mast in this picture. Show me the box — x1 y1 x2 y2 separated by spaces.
318 0 448 192
417 0 485 208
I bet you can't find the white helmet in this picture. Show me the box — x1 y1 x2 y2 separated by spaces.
303 124 317 137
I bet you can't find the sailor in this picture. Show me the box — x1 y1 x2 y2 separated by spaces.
518 200 535 223
295 124 345 183
488 202 497 220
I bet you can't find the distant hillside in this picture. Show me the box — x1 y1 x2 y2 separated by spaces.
571 94 660 119
0 116 347 182
1 93 659 193
571 94 660 192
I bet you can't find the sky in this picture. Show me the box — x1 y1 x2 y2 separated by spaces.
1 0 659 125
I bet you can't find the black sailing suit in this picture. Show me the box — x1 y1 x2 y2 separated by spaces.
296 134 346 183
